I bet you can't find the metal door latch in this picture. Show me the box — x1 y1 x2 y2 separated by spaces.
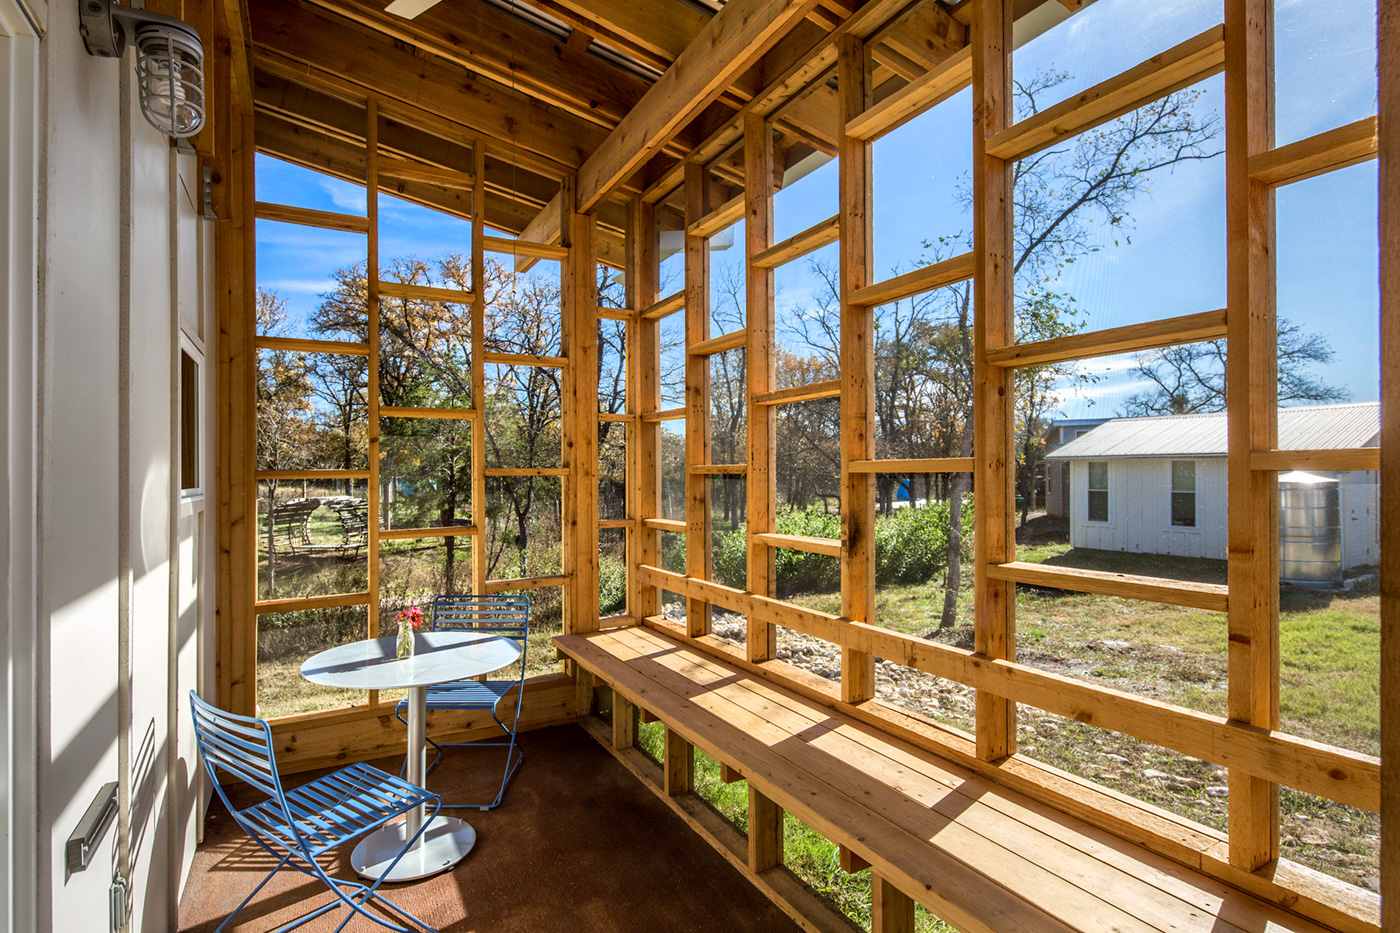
65 780 118 873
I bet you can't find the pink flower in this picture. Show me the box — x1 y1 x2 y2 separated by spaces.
395 606 424 627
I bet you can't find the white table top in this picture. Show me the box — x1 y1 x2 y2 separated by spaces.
300 631 522 691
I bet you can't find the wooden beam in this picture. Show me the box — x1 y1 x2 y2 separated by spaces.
1250 448 1380 473
377 526 479 541
377 281 474 304
472 141 488 599
985 25 1226 162
253 335 369 356
839 844 871 873
871 874 915 933
1379 1 1399 923
630 196 662 627
751 213 840 268
687 193 746 238
688 463 748 475
643 290 687 319
254 592 371 614
845 46 971 142
1224 0 1279 872
984 309 1228 370
684 163 713 639
848 252 974 307
688 328 748 356
754 532 842 558
1248 115 1379 186
516 0 709 71
481 575 571 594
972 0 1016 764
985 561 1229 612
848 458 974 474
253 201 367 233
377 406 475 420
663 724 694 795
612 690 638 750
575 0 823 212
248 0 605 171
753 379 841 406
376 157 474 190
838 35 876 706
748 785 784 872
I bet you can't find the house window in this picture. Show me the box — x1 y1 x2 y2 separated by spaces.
180 350 200 493
1087 461 1109 522
1171 460 1196 527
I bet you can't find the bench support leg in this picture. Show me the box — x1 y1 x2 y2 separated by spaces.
871 873 914 933
838 844 870 873
612 692 638 750
663 726 693 796
575 668 596 717
747 786 783 872
719 762 743 784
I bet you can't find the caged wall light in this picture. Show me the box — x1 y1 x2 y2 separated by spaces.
78 0 205 138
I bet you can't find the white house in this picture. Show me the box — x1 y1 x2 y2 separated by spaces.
1045 403 1380 570
1043 417 1110 518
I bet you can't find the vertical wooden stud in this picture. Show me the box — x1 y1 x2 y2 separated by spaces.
628 198 660 621
663 724 693 795
612 691 638 750
747 784 783 872
871 874 915 933
562 177 600 635
1377 1 1397 924
365 97 382 709
971 0 1017 761
837 35 877 704
1224 0 1280 870
684 161 713 638
471 143 487 598
745 113 778 663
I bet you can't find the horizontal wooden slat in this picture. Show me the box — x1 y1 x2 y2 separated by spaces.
848 252 974 307
378 525 478 540
689 328 748 356
633 566 1378 812
985 310 1228 369
642 407 686 422
377 280 475 304
379 406 476 420
598 413 634 422
376 157 475 191
599 519 633 530
848 458 974 474
753 532 841 558
985 561 1228 612
255 591 372 614
254 469 371 481
751 214 841 268
483 575 570 593
483 351 568 368
644 518 687 533
687 193 746 238
845 46 972 142
689 463 748 475
1250 448 1380 472
481 235 570 261
254 335 370 357
597 306 635 321
254 200 369 233
984 25 1226 162
754 379 842 406
483 467 570 476
1248 116 1378 186
642 290 686 320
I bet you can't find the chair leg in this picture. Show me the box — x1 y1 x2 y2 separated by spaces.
313 798 445 933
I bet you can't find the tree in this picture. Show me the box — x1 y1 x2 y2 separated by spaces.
1120 318 1350 416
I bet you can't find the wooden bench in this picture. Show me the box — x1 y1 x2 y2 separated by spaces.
555 624 1341 933
264 497 368 557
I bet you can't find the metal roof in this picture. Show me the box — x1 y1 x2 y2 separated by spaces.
1045 402 1380 460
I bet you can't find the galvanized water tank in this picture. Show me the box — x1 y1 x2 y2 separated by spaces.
1278 470 1342 586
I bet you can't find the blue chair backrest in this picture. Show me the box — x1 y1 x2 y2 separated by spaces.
189 691 290 826
430 595 529 661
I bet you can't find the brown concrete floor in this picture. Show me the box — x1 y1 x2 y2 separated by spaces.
178 724 805 932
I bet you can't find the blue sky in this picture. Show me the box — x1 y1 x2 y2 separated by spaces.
256 0 1379 422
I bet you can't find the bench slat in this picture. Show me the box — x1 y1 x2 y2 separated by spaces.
557 626 1341 933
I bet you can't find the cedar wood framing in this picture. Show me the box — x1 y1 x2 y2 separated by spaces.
214 0 1391 930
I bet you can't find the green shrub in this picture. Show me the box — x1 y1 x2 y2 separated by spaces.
599 554 627 615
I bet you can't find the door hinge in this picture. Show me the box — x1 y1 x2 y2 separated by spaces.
109 874 130 933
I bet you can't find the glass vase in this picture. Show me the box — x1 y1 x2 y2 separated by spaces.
396 622 415 659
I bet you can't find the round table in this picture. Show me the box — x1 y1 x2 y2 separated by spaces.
300 630 522 882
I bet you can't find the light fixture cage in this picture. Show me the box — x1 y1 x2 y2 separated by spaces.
79 0 206 138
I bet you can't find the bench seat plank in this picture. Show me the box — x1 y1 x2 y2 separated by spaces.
555 626 1337 933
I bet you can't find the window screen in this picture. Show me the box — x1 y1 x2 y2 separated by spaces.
1087 461 1109 523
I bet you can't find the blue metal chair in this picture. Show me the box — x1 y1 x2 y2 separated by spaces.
190 691 442 933
395 595 529 810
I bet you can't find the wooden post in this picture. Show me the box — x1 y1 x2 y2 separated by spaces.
612 691 638 749
471 143 487 596
837 34 877 704
1224 0 1279 870
214 99 257 715
745 113 778 663
747 784 783 872
684 161 713 637
628 198 660 622
871 874 915 933
663 724 693 795
1377 1 1397 925
562 177 600 635
971 0 1017 761
365 97 382 709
